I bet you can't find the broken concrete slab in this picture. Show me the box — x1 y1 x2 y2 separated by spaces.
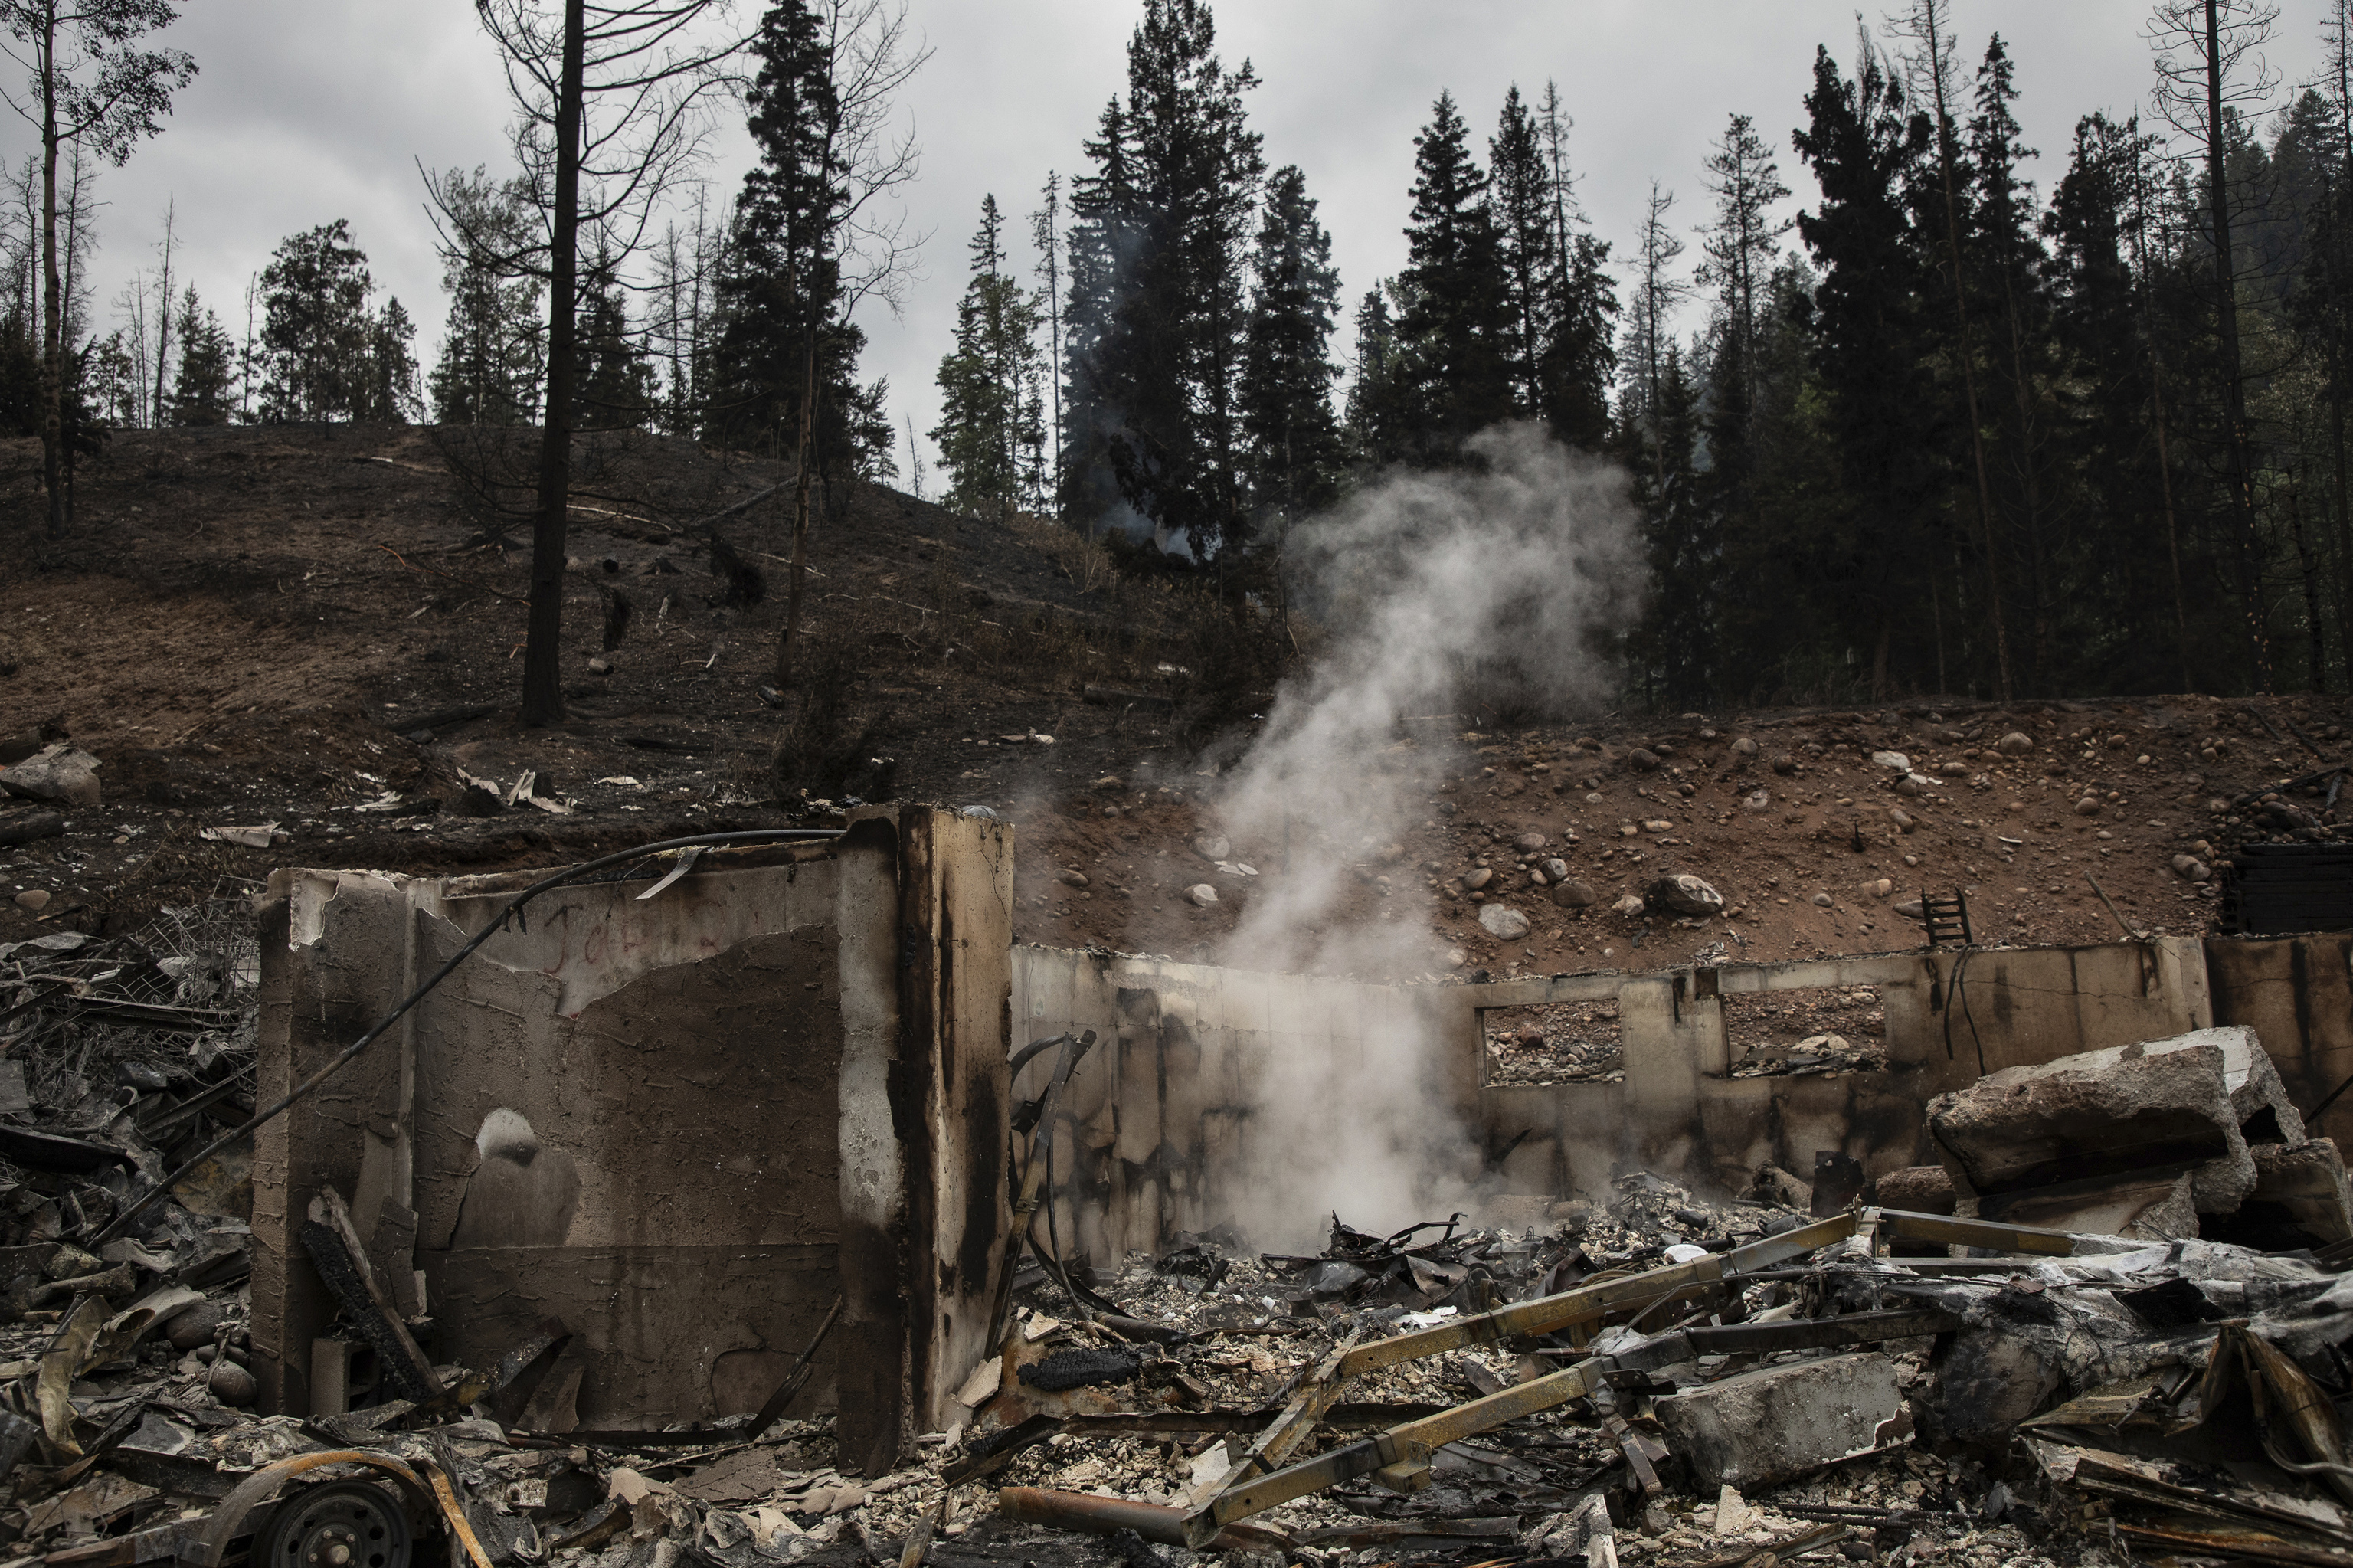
1927 1034 2256 1213
1653 1351 1913 1491
2142 1025 2307 1144
1968 1170 2198 1242
2249 1138 2353 1245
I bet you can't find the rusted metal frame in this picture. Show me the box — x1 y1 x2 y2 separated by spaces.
1186 1363 1599 1545
1869 1207 2085 1257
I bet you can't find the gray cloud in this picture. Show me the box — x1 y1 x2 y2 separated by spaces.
3 1 2328 460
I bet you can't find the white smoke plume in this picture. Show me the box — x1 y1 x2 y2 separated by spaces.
1206 425 1644 1247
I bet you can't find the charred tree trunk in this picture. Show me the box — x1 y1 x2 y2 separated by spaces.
38 10 63 542
522 0 587 727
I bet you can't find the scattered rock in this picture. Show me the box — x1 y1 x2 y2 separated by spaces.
1869 878 1893 899
0 745 100 808
1478 904 1531 940
1612 894 1646 918
1939 761 1971 777
1742 789 1771 813
1193 833 1231 861
1445 947 1468 967
204 1361 257 1406
1811 892 1834 908
1464 868 1494 891
1646 873 1723 917
587 656 614 676
2171 854 2211 882
1771 753 1797 775
1056 869 1088 889
1998 732 2035 755
2075 796 2103 817
1870 751 1910 771
1550 879 1598 908
1541 858 1569 882
1627 748 1660 771
11 889 47 912
1091 775 1124 792
1185 884 1219 908
1514 832 1547 852
1889 808 1916 833
1732 738 1759 757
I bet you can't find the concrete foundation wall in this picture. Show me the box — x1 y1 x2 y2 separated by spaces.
1013 938 2214 1253
254 807 1011 1469
2207 935 2353 1149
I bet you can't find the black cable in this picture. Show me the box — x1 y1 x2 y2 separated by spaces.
96 828 843 1246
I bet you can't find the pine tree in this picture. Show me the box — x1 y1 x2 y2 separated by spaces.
1628 342 1715 702
168 284 234 425
1488 87 1552 417
1968 34 2064 688
1621 182 1689 485
1393 90 1512 463
932 195 1046 520
574 251 657 429
257 221 384 422
1060 98 1137 532
1343 284 1412 466
703 0 890 476
1532 83 1618 450
427 165 542 426
1059 0 1265 559
1697 113 1792 429
1239 163 1343 523
1791 41 1939 698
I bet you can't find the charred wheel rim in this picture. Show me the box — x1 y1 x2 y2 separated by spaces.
256 1481 414 1568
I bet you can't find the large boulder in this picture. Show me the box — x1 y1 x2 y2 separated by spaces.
1646 873 1723 917
0 745 98 808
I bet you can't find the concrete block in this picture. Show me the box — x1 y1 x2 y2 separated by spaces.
1927 1036 2254 1213
1653 1351 1913 1491
1871 1165 1955 1216
2249 1138 2353 1245
2142 1026 2306 1144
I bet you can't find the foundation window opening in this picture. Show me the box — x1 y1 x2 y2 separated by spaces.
1718 984 1887 1078
1481 999 1622 1086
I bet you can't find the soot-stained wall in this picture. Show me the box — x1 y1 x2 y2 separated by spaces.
254 807 1013 1466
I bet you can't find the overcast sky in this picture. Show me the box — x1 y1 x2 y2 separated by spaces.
8 1 2337 478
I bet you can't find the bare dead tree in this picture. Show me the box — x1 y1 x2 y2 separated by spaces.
459 0 745 725
0 0 191 538
769 0 928 690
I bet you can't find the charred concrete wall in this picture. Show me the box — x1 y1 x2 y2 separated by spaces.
254 807 1010 1467
1012 938 2213 1252
2207 935 2353 1149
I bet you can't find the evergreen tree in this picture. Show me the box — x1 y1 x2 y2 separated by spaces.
1489 86 1553 417
1697 113 1792 430
1626 342 1715 702
1059 0 1264 559
932 195 1046 519
1392 90 1513 463
169 285 234 425
1530 80 1618 449
1790 41 1939 699
257 221 407 422
704 0 892 476
574 252 657 429
1620 182 1689 485
427 165 542 425
1059 97 1137 532
1239 163 1343 522
1343 283 1412 466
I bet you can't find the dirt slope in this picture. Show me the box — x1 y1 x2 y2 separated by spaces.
0 424 2333 979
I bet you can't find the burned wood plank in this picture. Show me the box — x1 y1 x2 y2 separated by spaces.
298 1197 442 1402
